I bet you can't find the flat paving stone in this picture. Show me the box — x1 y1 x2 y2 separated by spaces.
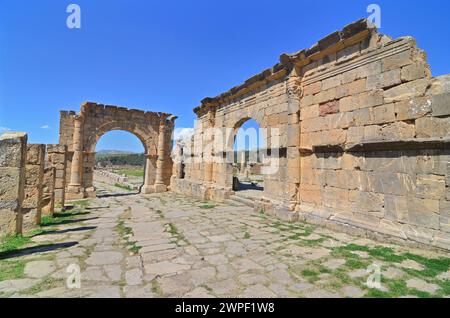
144 261 190 276
398 260 425 271
241 284 277 298
406 278 440 293
342 285 365 298
0 279 40 293
125 268 143 286
24 261 56 278
86 252 123 266
322 258 346 270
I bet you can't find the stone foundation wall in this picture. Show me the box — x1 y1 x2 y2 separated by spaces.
22 144 45 230
0 132 27 236
93 170 139 190
171 19 450 250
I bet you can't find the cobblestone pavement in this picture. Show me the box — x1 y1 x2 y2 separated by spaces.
1 183 449 298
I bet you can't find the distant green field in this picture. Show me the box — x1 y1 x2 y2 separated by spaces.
113 168 144 178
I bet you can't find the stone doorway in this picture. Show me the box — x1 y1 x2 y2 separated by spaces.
232 118 265 201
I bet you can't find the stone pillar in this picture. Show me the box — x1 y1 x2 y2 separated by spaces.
203 109 216 184
68 115 84 198
22 144 45 230
46 144 68 209
141 154 157 194
0 132 27 236
175 141 184 179
153 115 169 193
41 167 56 216
83 151 96 198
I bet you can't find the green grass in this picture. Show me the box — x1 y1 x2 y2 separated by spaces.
67 199 90 208
114 183 133 191
301 269 320 283
365 279 432 298
1 200 90 256
116 220 141 254
0 259 26 281
0 235 32 254
345 258 370 269
113 168 144 178
165 223 187 246
22 277 61 295
243 232 251 239
151 279 163 296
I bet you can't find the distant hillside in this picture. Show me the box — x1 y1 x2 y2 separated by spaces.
95 152 145 166
97 149 136 155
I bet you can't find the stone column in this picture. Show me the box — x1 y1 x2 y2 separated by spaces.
175 141 184 179
141 154 157 194
22 144 45 229
41 166 56 216
0 132 27 236
153 115 169 193
68 115 84 198
203 108 216 184
47 144 68 209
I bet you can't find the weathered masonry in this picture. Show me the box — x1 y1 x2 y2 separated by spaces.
171 19 450 250
59 102 176 199
0 132 27 236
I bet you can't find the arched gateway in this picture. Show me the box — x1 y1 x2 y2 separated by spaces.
59 102 176 199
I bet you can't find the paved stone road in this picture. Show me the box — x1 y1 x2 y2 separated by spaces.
1 182 449 298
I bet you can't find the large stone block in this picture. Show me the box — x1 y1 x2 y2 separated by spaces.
415 116 450 138
381 121 415 140
373 103 396 124
349 190 384 217
303 81 321 96
366 69 401 90
0 132 27 167
431 93 450 117
0 167 22 209
406 197 440 230
319 100 339 116
0 132 27 236
394 96 432 120
382 50 412 72
401 62 429 82
336 78 366 99
415 174 446 200
383 78 429 103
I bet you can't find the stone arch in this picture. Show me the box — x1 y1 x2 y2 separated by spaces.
59 102 176 199
85 121 157 155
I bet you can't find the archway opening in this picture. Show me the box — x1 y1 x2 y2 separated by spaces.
232 118 265 198
94 130 146 195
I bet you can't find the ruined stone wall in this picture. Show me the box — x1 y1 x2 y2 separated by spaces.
296 32 450 250
93 170 139 190
47 144 67 207
0 132 27 236
22 144 45 230
171 19 450 250
41 166 56 216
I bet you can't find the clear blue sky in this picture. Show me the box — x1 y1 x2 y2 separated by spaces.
1 0 449 152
